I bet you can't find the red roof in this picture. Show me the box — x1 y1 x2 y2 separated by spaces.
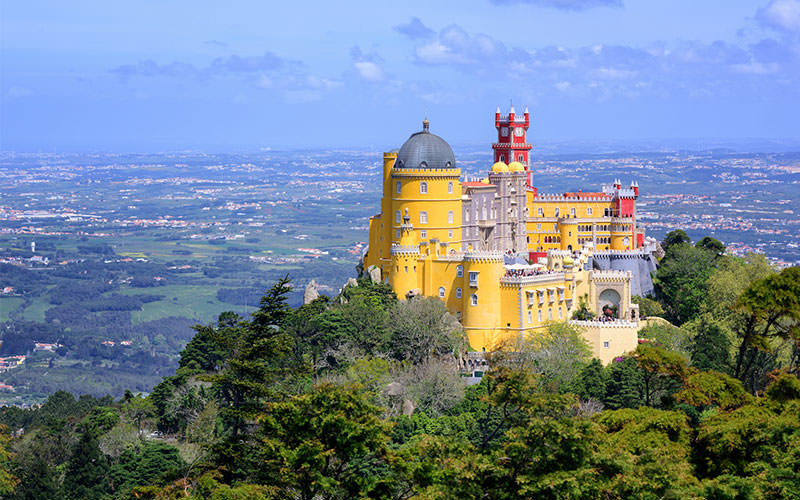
462 181 493 187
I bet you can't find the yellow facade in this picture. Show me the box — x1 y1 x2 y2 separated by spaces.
363 123 643 363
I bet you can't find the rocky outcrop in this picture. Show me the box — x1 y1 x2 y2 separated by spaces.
303 280 319 305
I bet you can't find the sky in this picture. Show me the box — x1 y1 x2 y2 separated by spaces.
1 0 800 151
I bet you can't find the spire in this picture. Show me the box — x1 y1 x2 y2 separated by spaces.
496 105 501 114
524 105 529 114
422 117 430 132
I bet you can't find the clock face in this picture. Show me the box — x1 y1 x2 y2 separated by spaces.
501 127 509 137
515 127 524 137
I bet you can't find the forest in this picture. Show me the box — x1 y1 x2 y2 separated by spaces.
0 230 798 500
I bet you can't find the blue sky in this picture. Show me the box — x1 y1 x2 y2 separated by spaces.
2 0 799 151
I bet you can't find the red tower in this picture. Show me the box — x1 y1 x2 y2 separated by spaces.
493 104 533 187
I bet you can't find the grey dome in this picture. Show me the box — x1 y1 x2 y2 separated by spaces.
395 119 456 170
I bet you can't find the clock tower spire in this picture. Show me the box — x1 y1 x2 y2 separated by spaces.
493 103 533 187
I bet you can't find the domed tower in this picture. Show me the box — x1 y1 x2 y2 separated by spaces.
391 118 462 250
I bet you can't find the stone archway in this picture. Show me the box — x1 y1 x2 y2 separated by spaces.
598 288 621 318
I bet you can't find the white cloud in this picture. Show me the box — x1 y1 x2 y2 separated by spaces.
758 0 800 33
354 61 385 82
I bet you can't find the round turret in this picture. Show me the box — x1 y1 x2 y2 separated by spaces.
508 161 524 172
491 161 508 173
395 118 456 170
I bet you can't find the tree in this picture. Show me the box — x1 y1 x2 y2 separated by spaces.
0 426 18 497
690 317 731 373
638 322 693 357
631 295 664 317
633 344 688 407
733 267 800 390
661 229 690 252
63 431 110 500
518 322 592 393
603 357 644 409
653 243 717 324
122 396 155 439
565 358 608 401
389 297 466 365
255 383 392 500
695 236 725 255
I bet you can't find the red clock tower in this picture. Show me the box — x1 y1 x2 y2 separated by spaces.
493 104 533 187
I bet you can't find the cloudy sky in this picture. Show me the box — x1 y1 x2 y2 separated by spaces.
2 0 799 151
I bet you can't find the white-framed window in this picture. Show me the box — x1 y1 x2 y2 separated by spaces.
471 294 478 306
587 207 593 216
448 229 453 239
537 223 542 230
548 308 553 320
395 210 401 224
538 310 542 322
528 310 532 323
420 211 428 224
501 127 509 137
518 154 524 161
456 265 463 277
603 341 610 348
420 230 427 239
456 287 462 298
465 210 470 222
537 208 544 216
396 181 401 194
448 211 454 224
570 207 576 217
558 307 563 319
420 182 428 194
554 208 560 217
448 182 453 194
439 287 445 298
468 271 479 287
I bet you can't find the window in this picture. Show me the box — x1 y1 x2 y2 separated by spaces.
471 294 478 306
587 207 593 216
538 208 544 216
420 211 428 224
396 229 401 238
456 287 462 298
448 211 454 224
570 207 576 217
396 181 401 194
404 266 408 273
420 230 427 239
537 223 542 230
420 182 428 194
501 127 509 137
528 310 532 323
448 229 453 239
456 311 462 320
469 271 479 287
456 265 463 277
554 208 560 217
603 341 610 349
439 287 445 298
538 310 542 322
395 210 401 224
448 182 453 194
518 154 524 162
500 154 505 162
548 308 553 320
558 307 563 319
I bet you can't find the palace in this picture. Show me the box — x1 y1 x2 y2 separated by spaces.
362 106 657 363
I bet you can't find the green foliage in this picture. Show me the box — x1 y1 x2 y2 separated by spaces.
0 426 19 497
389 296 465 364
564 358 608 401
638 321 693 357
662 229 690 252
632 294 665 317
675 371 752 410
695 236 725 255
255 383 392 499
690 316 732 373
603 357 644 409
654 243 718 325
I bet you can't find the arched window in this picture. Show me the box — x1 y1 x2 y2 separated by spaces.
538 310 542 322
570 207 576 217
558 307 563 319
396 181 401 194
448 182 453 194
448 211 454 224
456 265 463 277
548 308 553 320
420 182 428 194
439 287 445 298
554 207 560 217
420 211 428 224
471 294 478 306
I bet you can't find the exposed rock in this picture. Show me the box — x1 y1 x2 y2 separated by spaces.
402 399 415 416
303 280 319 305
368 265 381 283
385 381 404 397
346 277 358 288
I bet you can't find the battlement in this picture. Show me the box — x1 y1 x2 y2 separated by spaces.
500 272 566 286
535 193 613 201
391 168 462 178
462 250 505 262
570 319 639 328
593 249 653 258
591 270 632 282
391 245 421 256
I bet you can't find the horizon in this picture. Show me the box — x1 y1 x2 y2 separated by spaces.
2 0 800 152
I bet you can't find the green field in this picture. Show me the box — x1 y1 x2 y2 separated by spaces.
0 297 25 321
21 298 52 322
113 285 245 324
